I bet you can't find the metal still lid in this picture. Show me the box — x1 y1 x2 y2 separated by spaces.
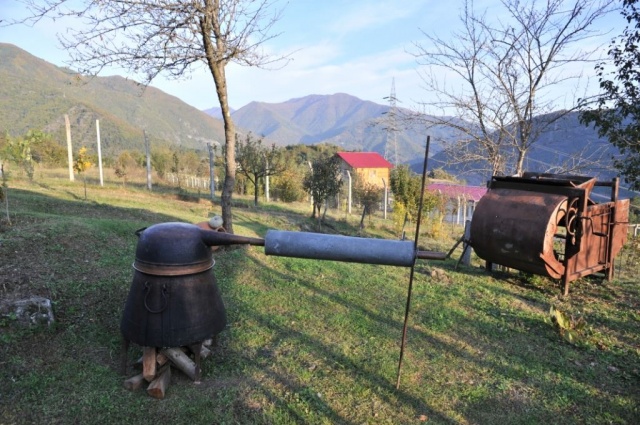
133 222 214 276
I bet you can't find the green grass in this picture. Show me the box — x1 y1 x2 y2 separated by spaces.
1 169 639 424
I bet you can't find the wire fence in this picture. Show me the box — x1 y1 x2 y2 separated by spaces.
165 173 214 190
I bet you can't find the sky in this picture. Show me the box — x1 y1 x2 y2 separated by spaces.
0 0 628 112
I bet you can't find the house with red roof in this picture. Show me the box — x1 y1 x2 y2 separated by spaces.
427 182 487 224
335 152 394 189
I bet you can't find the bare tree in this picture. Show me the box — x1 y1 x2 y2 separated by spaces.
412 0 615 178
15 0 287 233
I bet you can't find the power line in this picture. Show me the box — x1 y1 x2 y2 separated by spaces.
383 78 399 166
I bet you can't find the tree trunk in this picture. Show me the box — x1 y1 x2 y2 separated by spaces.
359 206 367 229
1 162 10 225
254 175 259 206
201 14 236 233
514 149 527 176
219 89 236 233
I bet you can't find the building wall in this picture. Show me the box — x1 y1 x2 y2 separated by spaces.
339 163 390 189
357 167 390 188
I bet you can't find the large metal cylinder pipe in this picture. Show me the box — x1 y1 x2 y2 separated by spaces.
264 230 416 267
470 188 569 278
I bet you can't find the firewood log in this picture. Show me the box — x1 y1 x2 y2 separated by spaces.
183 344 211 360
161 347 198 381
142 347 157 382
135 351 168 367
123 373 146 391
147 365 171 399
199 345 212 360
156 352 169 366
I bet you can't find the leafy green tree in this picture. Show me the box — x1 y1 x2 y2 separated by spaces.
24 130 66 167
0 163 8 225
580 0 640 189
6 135 35 181
271 166 305 202
236 133 286 206
115 151 137 188
629 197 640 223
390 165 421 220
151 147 173 179
0 132 8 168
170 150 181 187
303 156 343 219
284 143 341 166
354 181 382 228
269 146 319 203
73 146 93 200
181 150 204 177
128 150 147 169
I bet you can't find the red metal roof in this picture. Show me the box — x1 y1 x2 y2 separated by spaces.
336 152 393 169
427 183 487 202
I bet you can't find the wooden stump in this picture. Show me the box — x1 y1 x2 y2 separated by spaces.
142 346 157 382
147 365 171 399
162 347 198 381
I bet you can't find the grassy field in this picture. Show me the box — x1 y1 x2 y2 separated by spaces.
1 169 639 424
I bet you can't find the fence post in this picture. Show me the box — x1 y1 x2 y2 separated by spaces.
462 220 472 266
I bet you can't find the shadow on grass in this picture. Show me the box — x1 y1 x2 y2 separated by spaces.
213 252 458 424
219 250 639 424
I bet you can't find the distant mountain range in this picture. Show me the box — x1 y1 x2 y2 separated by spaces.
0 43 626 192
0 43 225 156
422 110 621 186
217 95 621 189
207 93 463 163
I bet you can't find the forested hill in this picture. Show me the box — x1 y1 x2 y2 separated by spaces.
0 43 225 157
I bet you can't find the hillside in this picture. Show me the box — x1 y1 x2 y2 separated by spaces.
417 111 623 189
0 43 225 156
225 93 464 163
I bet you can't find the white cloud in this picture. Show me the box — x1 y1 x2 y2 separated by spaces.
222 44 421 108
327 1 422 35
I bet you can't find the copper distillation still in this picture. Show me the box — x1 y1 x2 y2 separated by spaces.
120 222 264 380
120 137 444 389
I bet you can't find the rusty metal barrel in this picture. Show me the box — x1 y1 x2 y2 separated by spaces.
470 188 571 279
